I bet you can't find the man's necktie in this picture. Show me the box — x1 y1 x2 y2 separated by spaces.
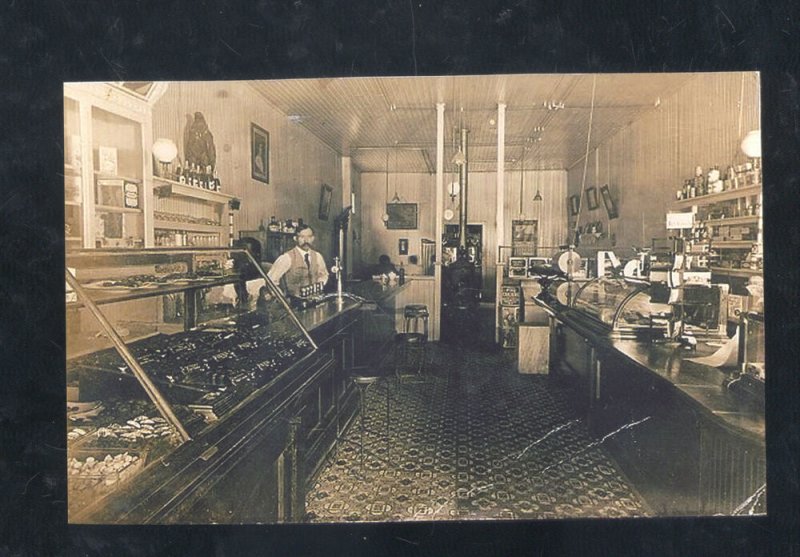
304 252 312 284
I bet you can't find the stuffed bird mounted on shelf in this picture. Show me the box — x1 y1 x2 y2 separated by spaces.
184 112 216 169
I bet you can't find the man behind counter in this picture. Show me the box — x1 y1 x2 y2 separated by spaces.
267 224 329 298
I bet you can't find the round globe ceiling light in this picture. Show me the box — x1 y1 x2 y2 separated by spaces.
152 138 178 163
740 130 761 159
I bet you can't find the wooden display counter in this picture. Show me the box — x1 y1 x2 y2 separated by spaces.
74 281 408 525
546 305 765 516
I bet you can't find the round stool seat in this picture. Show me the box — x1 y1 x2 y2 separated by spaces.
353 376 380 386
404 304 429 318
395 332 426 344
402 304 429 339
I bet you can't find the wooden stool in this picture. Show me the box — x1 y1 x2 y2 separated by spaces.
351 375 390 473
403 304 429 339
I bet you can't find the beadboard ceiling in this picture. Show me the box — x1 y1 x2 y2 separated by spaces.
248 73 697 174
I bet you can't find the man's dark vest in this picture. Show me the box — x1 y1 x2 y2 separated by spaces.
283 248 321 296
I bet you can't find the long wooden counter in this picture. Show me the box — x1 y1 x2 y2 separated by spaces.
610 338 764 441
545 304 766 516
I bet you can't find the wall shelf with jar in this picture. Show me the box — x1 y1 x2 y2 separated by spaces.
151 177 235 247
672 162 762 286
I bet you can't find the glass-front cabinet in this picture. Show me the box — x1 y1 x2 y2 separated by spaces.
66 247 317 522
571 277 670 339
64 82 168 251
64 97 85 249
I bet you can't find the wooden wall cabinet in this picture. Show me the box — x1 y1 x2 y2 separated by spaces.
64 82 168 250
239 229 295 263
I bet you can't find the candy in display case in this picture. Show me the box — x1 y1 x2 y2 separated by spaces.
65 247 318 522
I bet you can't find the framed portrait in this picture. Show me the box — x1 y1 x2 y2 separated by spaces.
398 238 409 255
600 184 619 219
586 187 599 210
386 203 418 229
568 194 581 216
318 183 333 220
250 123 269 183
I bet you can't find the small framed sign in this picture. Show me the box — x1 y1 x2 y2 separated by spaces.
600 184 618 219
666 211 694 229
318 183 333 220
98 146 118 175
123 182 139 209
569 194 581 216
586 187 599 210
250 123 269 184
398 238 409 255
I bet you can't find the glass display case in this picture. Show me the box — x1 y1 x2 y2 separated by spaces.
571 277 670 338
727 311 765 404
65 247 316 521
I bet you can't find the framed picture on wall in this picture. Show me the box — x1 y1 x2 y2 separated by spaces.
318 184 333 220
600 184 619 219
586 187 599 210
398 238 409 255
250 123 269 184
511 219 538 256
568 194 581 216
386 203 418 230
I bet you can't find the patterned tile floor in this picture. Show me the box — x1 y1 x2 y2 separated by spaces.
306 342 652 522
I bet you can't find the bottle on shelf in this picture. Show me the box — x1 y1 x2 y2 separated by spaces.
694 166 705 197
175 159 183 183
268 216 280 232
212 167 221 192
724 165 735 191
202 165 211 190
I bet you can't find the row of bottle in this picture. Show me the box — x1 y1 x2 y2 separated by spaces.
716 244 763 270
175 159 222 192
702 200 762 221
676 162 761 200
261 216 303 234
155 229 219 247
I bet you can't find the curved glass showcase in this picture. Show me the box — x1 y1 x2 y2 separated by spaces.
571 276 670 338
65 247 316 519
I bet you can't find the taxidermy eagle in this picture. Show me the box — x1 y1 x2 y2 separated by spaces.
184 112 216 169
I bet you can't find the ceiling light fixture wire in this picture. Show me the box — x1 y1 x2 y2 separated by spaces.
391 146 401 203
385 151 390 204
572 74 597 245
519 145 526 216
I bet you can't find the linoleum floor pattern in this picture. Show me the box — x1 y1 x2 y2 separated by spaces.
305 344 651 522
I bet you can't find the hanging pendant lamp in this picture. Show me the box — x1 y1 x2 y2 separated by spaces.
381 151 390 223
390 148 401 203
532 141 543 201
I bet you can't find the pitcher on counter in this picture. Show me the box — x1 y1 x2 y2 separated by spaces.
267 224 330 298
